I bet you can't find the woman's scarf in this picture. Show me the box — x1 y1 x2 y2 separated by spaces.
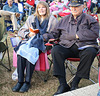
32 16 49 35
30 16 49 52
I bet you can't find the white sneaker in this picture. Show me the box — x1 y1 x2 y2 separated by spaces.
12 68 18 81
12 68 26 81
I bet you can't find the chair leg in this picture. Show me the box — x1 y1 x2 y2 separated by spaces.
66 60 97 84
65 60 76 75
6 39 11 71
44 57 53 82
0 39 11 71
67 75 75 84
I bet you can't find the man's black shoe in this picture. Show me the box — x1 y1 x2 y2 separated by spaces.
70 82 78 91
19 83 30 93
12 82 23 92
53 83 70 96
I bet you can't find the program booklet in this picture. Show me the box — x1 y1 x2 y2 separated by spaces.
29 27 39 34
10 37 22 47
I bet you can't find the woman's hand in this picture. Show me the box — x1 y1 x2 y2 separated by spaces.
28 32 36 37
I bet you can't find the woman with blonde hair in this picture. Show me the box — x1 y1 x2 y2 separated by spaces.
12 1 58 93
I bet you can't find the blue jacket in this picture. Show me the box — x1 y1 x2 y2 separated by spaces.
3 4 19 13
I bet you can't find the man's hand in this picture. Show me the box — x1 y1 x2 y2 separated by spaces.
15 13 20 18
49 39 55 42
76 34 79 39
48 39 56 44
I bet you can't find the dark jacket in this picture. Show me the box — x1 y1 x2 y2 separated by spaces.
97 0 100 3
44 13 99 48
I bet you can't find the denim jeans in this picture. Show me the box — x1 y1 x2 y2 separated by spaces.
90 3 97 13
98 3 100 8
17 13 24 25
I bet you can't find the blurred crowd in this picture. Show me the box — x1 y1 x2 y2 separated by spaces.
0 0 100 33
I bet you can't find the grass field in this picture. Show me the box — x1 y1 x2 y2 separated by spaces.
0 14 100 96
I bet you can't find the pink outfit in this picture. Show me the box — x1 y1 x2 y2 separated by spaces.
13 50 50 71
49 1 62 13
99 67 100 88
40 0 46 1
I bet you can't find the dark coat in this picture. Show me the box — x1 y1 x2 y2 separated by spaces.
44 13 99 48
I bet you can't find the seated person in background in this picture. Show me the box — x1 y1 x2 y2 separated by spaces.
90 0 97 13
0 0 20 33
90 0 100 13
24 0 35 16
49 0 64 16
0 3 4 10
12 1 58 93
43 0 99 95
14 0 24 27
83 1 88 13
97 0 100 13
62 0 70 5
46 0 53 5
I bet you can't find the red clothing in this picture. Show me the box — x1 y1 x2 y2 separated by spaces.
26 0 35 7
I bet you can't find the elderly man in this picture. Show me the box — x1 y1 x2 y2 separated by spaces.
0 0 20 33
43 0 99 95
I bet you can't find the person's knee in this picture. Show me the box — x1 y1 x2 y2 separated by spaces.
85 47 97 56
51 45 60 55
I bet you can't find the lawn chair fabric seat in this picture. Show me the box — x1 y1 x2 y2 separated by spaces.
35 52 49 71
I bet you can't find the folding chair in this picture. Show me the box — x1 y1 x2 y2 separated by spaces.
65 53 99 84
0 16 11 71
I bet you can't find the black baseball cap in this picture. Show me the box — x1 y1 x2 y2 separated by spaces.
69 0 84 7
